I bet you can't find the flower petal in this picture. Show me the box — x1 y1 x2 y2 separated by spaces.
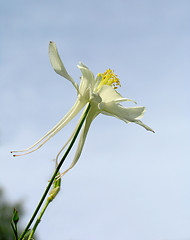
77 64 95 100
78 61 89 69
98 85 136 104
100 102 145 119
132 119 155 133
49 41 78 90
100 102 154 132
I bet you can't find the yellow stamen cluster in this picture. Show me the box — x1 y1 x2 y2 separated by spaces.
97 68 121 90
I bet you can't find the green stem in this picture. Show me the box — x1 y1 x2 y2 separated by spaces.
18 103 91 240
28 199 50 240
15 225 18 240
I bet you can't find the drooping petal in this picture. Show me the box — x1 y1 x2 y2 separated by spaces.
12 99 87 156
132 119 155 133
98 85 136 104
100 102 154 132
58 107 99 177
49 41 78 90
77 63 95 98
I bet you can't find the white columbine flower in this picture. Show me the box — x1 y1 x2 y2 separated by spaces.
12 41 154 176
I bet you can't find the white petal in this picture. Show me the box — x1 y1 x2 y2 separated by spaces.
121 106 146 120
100 102 154 132
77 64 95 99
78 61 89 69
100 102 145 120
114 98 137 104
78 64 95 87
49 41 78 90
77 63 95 82
98 85 136 104
132 120 155 133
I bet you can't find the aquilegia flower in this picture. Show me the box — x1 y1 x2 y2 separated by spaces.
12 41 154 176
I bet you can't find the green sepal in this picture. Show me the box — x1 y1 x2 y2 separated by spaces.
13 208 19 223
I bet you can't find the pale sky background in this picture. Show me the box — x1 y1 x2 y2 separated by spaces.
1 0 190 240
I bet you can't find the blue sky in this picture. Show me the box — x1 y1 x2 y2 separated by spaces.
1 0 190 239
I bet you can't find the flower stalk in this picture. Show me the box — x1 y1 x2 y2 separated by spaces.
27 172 61 240
27 200 49 240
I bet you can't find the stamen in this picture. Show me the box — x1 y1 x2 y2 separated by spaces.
96 68 121 90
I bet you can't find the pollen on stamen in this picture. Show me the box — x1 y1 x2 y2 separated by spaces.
97 68 121 90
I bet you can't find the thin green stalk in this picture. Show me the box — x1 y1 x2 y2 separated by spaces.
28 199 50 240
18 103 91 240
28 175 61 239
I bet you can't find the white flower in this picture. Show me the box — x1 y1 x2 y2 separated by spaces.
12 41 154 176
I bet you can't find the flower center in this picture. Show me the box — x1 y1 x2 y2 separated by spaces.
97 68 121 90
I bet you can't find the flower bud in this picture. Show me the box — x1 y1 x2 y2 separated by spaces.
48 172 61 201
